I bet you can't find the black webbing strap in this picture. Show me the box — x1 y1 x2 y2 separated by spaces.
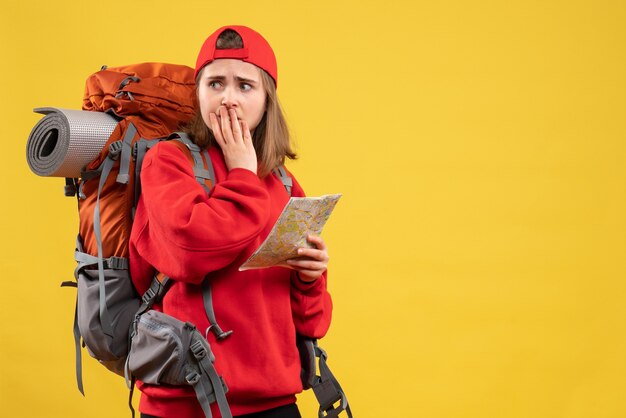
127 375 136 418
64 177 78 197
311 344 353 418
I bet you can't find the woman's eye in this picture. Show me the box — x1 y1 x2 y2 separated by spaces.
240 83 252 91
209 81 222 89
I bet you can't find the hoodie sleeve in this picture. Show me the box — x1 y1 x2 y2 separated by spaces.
131 141 270 283
287 175 333 338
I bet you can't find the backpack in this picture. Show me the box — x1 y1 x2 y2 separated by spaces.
48 62 351 418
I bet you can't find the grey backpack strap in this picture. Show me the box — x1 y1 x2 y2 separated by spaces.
201 280 233 340
60 236 86 396
116 122 136 184
137 274 171 317
71 296 84 395
93 138 126 337
187 333 232 418
169 132 215 193
89 125 137 339
60 276 84 396
158 133 232 417
132 138 161 219
187 372 215 418
91 123 140 338
273 165 293 196
167 134 231 342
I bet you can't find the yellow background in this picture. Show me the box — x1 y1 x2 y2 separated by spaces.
1 0 625 417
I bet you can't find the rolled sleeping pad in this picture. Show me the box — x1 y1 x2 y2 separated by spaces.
26 107 118 178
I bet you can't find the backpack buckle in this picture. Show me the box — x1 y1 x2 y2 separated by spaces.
185 371 201 385
191 337 216 362
313 383 347 418
108 140 123 160
106 257 128 270
141 288 157 305
190 340 207 360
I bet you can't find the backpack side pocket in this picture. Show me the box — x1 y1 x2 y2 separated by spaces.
127 310 232 418
77 266 139 375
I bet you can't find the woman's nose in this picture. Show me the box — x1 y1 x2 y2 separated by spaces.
221 88 238 108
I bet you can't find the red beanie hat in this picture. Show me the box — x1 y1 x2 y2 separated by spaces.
194 25 278 87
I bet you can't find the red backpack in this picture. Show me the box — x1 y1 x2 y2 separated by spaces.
78 62 196 259
65 63 235 417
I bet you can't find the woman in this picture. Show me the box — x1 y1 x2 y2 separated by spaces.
129 25 333 418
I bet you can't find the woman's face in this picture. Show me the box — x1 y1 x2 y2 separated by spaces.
197 59 267 134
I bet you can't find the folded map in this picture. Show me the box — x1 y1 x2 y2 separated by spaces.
239 194 342 271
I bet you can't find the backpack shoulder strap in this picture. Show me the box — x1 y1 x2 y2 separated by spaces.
297 336 353 418
165 132 290 198
164 133 234 342
273 165 293 196
132 132 214 215
167 132 214 193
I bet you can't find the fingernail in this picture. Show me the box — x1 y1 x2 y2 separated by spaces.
298 249 303 254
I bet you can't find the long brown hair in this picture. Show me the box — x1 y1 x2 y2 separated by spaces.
184 29 296 177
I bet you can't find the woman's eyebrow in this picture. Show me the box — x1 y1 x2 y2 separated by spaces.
234 76 258 84
204 74 258 84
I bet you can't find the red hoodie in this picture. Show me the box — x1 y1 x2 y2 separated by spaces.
129 141 333 417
